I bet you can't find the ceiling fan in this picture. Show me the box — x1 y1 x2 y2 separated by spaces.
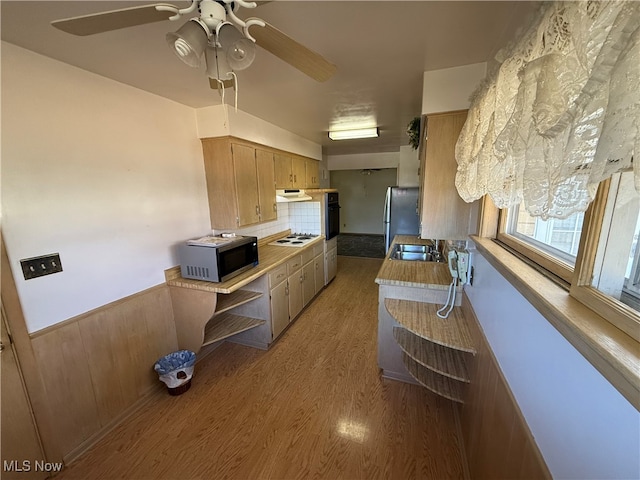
51 0 337 90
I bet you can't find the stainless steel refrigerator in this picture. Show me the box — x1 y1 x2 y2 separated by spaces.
383 186 420 252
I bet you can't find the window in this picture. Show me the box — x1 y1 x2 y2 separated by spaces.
507 206 584 263
497 171 640 342
498 207 583 285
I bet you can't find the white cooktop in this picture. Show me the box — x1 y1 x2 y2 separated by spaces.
268 233 320 248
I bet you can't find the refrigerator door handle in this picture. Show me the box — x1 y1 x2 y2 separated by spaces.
383 187 391 252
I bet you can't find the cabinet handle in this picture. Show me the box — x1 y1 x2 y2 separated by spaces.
256 205 260 215
289 174 293 183
294 174 297 183
273 203 277 212
285 283 289 295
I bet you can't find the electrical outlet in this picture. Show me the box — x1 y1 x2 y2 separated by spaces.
20 253 63 280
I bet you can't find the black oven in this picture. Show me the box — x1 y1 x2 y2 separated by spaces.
325 192 340 240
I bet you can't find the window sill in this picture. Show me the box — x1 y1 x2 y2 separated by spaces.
471 235 640 411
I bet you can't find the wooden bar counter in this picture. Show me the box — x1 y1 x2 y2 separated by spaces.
375 235 475 403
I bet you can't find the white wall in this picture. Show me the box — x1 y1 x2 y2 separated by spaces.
422 62 486 114
196 105 322 160
327 151 399 172
2 43 211 333
465 247 640 480
330 168 397 234
398 145 419 187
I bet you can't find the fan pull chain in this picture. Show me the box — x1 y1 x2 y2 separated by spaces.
230 72 238 112
215 78 229 130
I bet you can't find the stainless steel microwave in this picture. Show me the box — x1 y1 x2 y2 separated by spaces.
178 235 258 283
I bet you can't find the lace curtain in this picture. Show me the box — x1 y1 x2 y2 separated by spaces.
455 1 640 219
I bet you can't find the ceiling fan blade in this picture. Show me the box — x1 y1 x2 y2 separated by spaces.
248 20 336 82
51 3 179 36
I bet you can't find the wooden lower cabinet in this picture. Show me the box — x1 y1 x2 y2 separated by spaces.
288 271 304 321
302 261 315 306
314 253 325 295
270 279 289 340
174 243 327 351
325 247 337 284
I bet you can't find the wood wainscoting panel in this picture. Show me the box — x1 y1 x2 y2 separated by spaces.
31 322 101 457
30 285 178 461
78 286 178 426
460 293 551 479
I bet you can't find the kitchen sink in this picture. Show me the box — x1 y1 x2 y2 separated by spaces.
390 244 444 262
394 244 430 253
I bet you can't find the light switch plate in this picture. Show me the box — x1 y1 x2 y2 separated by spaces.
20 253 63 280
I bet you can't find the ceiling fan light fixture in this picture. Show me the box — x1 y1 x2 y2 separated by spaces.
205 46 234 82
166 19 209 68
328 127 379 141
217 23 256 71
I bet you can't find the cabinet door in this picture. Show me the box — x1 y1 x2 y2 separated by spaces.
326 247 337 283
232 143 260 226
256 149 277 222
2 313 48 480
291 156 306 188
420 111 474 239
314 253 325 295
270 280 289 340
201 138 239 229
274 154 292 189
288 273 303 320
302 261 315 306
306 159 320 188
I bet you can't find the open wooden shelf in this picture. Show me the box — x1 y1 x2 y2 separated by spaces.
402 352 467 403
393 327 472 382
203 312 266 347
385 298 476 353
215 290 263 315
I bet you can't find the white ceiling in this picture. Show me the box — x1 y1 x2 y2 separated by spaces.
1 1 539 155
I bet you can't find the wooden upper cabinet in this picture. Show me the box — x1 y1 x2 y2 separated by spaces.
201 136 317 229
201 137 278 229
232 143 260 226
256 149 277 223
291 156 306 188
275 154 313 189
274 153 293 189
305 159 320 188
420 110 476 240
201 137 241 229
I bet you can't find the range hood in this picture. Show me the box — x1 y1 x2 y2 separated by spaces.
276 189 312 203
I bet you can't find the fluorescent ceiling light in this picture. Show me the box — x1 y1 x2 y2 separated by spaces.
328 127 378 140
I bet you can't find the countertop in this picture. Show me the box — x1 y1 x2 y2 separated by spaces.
165 234 324 294
375 235 454 289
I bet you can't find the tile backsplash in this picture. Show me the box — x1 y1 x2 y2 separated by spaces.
211 201 321 239
289 202 321 235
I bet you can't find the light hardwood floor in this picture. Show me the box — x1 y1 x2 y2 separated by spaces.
57 257 466 480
